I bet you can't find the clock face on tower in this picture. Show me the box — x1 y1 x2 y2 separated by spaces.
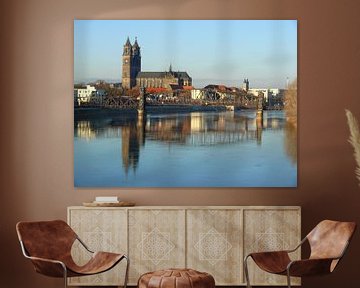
124 59 129 64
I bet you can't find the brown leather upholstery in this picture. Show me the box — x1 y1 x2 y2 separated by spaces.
307 220 356 260
16 220 125 278
138 269 215 288
250 251 291 274
247 220 356 280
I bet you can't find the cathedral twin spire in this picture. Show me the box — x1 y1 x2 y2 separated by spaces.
122 37 141 89
123 36 140 56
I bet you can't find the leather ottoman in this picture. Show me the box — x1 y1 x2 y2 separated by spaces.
138 268 215 288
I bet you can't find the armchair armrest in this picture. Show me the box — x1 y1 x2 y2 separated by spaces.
25 255 67 277
287 239 351 277
76 235 94 254
285 237 307 253
19 240 67 277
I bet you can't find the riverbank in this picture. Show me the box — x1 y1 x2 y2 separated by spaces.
74 105 227 119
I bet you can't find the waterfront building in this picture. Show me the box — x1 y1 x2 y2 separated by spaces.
74 85 97 105
191 89 203 100
248 88 285 103
248 88 269 99
242 79 284 103
248 88 285 107
122 38 192 89
191 84 241 100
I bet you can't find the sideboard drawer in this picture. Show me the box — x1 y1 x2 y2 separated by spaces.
128 209 186 283
68 208 128 286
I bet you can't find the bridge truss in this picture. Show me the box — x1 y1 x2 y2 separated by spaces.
75 88 260 110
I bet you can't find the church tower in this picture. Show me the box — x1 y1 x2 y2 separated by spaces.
122 37 141 89
122 37 132 89
242 78 249 92
131 37 141 88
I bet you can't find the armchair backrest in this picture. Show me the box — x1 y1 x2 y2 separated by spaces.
16 220 77 261
307 220 356 261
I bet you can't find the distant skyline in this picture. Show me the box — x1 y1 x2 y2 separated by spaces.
74 20 297 88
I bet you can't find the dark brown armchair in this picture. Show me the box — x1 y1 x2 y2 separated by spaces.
16 220 129 288
244 220 356 288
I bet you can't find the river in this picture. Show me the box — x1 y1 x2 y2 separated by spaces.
74 109 297 187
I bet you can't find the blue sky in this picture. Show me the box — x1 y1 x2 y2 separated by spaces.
74 20 297 88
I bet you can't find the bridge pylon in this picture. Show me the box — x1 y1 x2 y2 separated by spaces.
138 87 146 115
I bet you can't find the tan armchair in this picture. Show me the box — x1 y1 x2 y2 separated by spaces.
244 220 356 288
16 220 129 288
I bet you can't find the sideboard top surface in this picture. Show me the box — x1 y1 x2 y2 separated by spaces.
68 205 301 210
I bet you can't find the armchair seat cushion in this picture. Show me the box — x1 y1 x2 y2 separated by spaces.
66 251 125 276
250 251 291 274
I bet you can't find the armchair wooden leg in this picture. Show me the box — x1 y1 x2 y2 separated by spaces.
244 255 252 288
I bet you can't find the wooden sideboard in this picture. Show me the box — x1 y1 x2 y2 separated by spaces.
67 206 301 286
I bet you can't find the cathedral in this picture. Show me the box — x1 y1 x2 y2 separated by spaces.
122 37 192 90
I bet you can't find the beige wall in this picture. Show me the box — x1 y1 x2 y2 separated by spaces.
1 0 360 287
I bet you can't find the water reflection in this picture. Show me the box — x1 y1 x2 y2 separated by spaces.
74 110 296 187
284 122 297 164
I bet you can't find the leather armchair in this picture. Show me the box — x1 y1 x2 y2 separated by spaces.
16 220 129 288
244 220 356 288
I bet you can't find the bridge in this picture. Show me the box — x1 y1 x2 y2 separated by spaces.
75 87 262 110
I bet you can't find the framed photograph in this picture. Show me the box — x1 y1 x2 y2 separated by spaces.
74 20 297 187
